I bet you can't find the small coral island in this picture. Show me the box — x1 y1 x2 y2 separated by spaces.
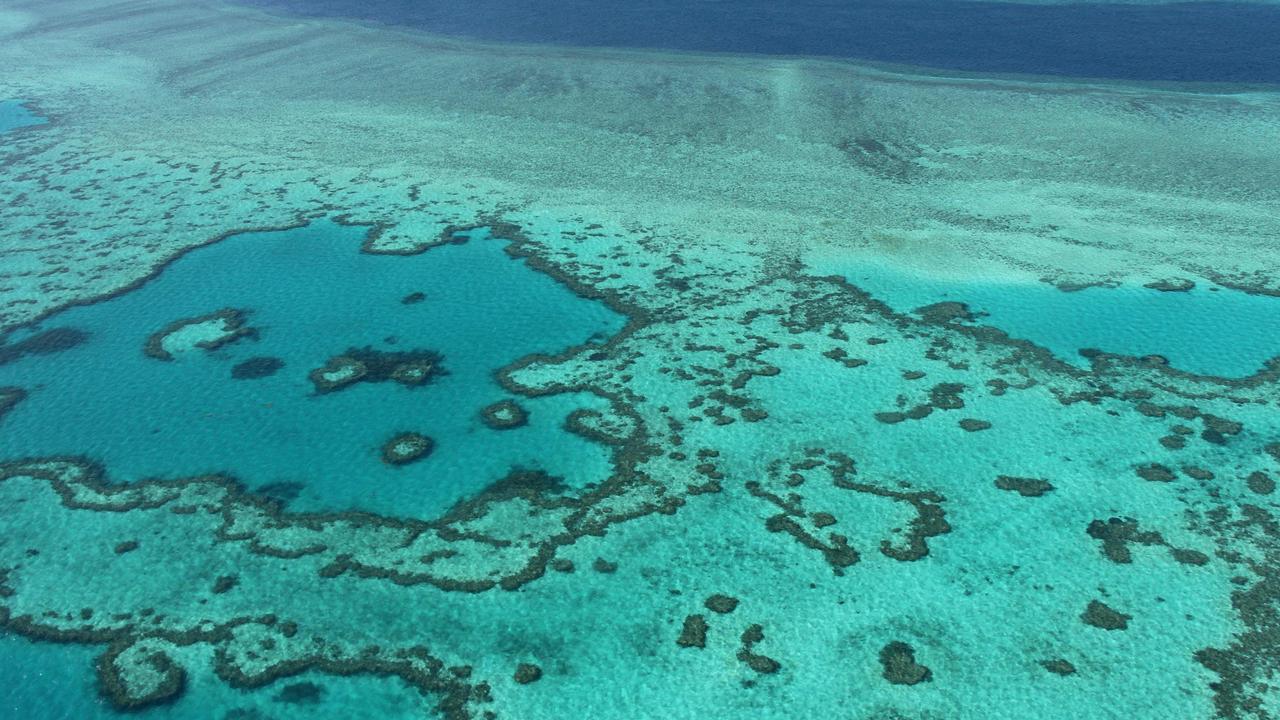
308 347 445 394
380 431 435 465
480 399 529 430
143 308 256 361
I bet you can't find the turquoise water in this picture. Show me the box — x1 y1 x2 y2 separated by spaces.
3 2 1280 719
0 631 441 719
0 633 112 719
0 220 623 517
815 258 1280 377
0 100 42 134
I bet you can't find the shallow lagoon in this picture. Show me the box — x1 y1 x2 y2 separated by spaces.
0 219 624 516
0 630 443 720
813 256 1280 378
0 100 42 134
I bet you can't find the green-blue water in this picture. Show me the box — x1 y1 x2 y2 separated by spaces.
816 258 1280 377
0 100 42 134
0 220 623 517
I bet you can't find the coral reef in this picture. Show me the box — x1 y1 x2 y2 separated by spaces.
309 347 444 394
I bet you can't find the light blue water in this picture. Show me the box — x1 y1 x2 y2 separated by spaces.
815 258 1280 377
0 633 112 719
0 220 624 516
0 100 42 134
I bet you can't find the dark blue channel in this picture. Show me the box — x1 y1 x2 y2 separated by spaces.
236 0 1280 84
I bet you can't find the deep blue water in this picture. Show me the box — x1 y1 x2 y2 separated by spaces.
239 0 1280 84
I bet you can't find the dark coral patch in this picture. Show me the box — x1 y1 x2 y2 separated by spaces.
1082 600 1131 630
1194 506 1280 720
380 432 435 466
994 475 1054 497
231 356 284 380
1144 278 1195 292
1040 659 1077 676
1136 463 1176 482
309 347 444 394
514 663 543 685
0 386 27 422
737 624 781 674
929 383 966 410
257 481 305 504
1086 517 1210 567
274 681 325 704
873 384 965 427
879 641 931 685
0 327 89 366
704 594 739 614
677 615 708 649
480 468 567 499
1170 548 1211 566
763 512 859 571
916 301 979 324
1246 471 1275 495
822 347 868 369
1183 465 1215 481
1087 518 1161 564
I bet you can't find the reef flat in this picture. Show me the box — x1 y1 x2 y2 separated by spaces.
1 1 1279 719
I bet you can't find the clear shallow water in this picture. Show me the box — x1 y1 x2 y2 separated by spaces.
0 100 43 134
239 0 1280 83
0 219 624 516
815 258 1280 377
0 631 440 720
0 633 112 719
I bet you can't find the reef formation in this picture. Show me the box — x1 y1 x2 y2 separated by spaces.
0 1 1278 719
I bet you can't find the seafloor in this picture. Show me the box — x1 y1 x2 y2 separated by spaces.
1 1 1279 719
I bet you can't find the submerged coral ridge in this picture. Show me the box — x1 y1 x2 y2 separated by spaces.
0 214 1277 717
